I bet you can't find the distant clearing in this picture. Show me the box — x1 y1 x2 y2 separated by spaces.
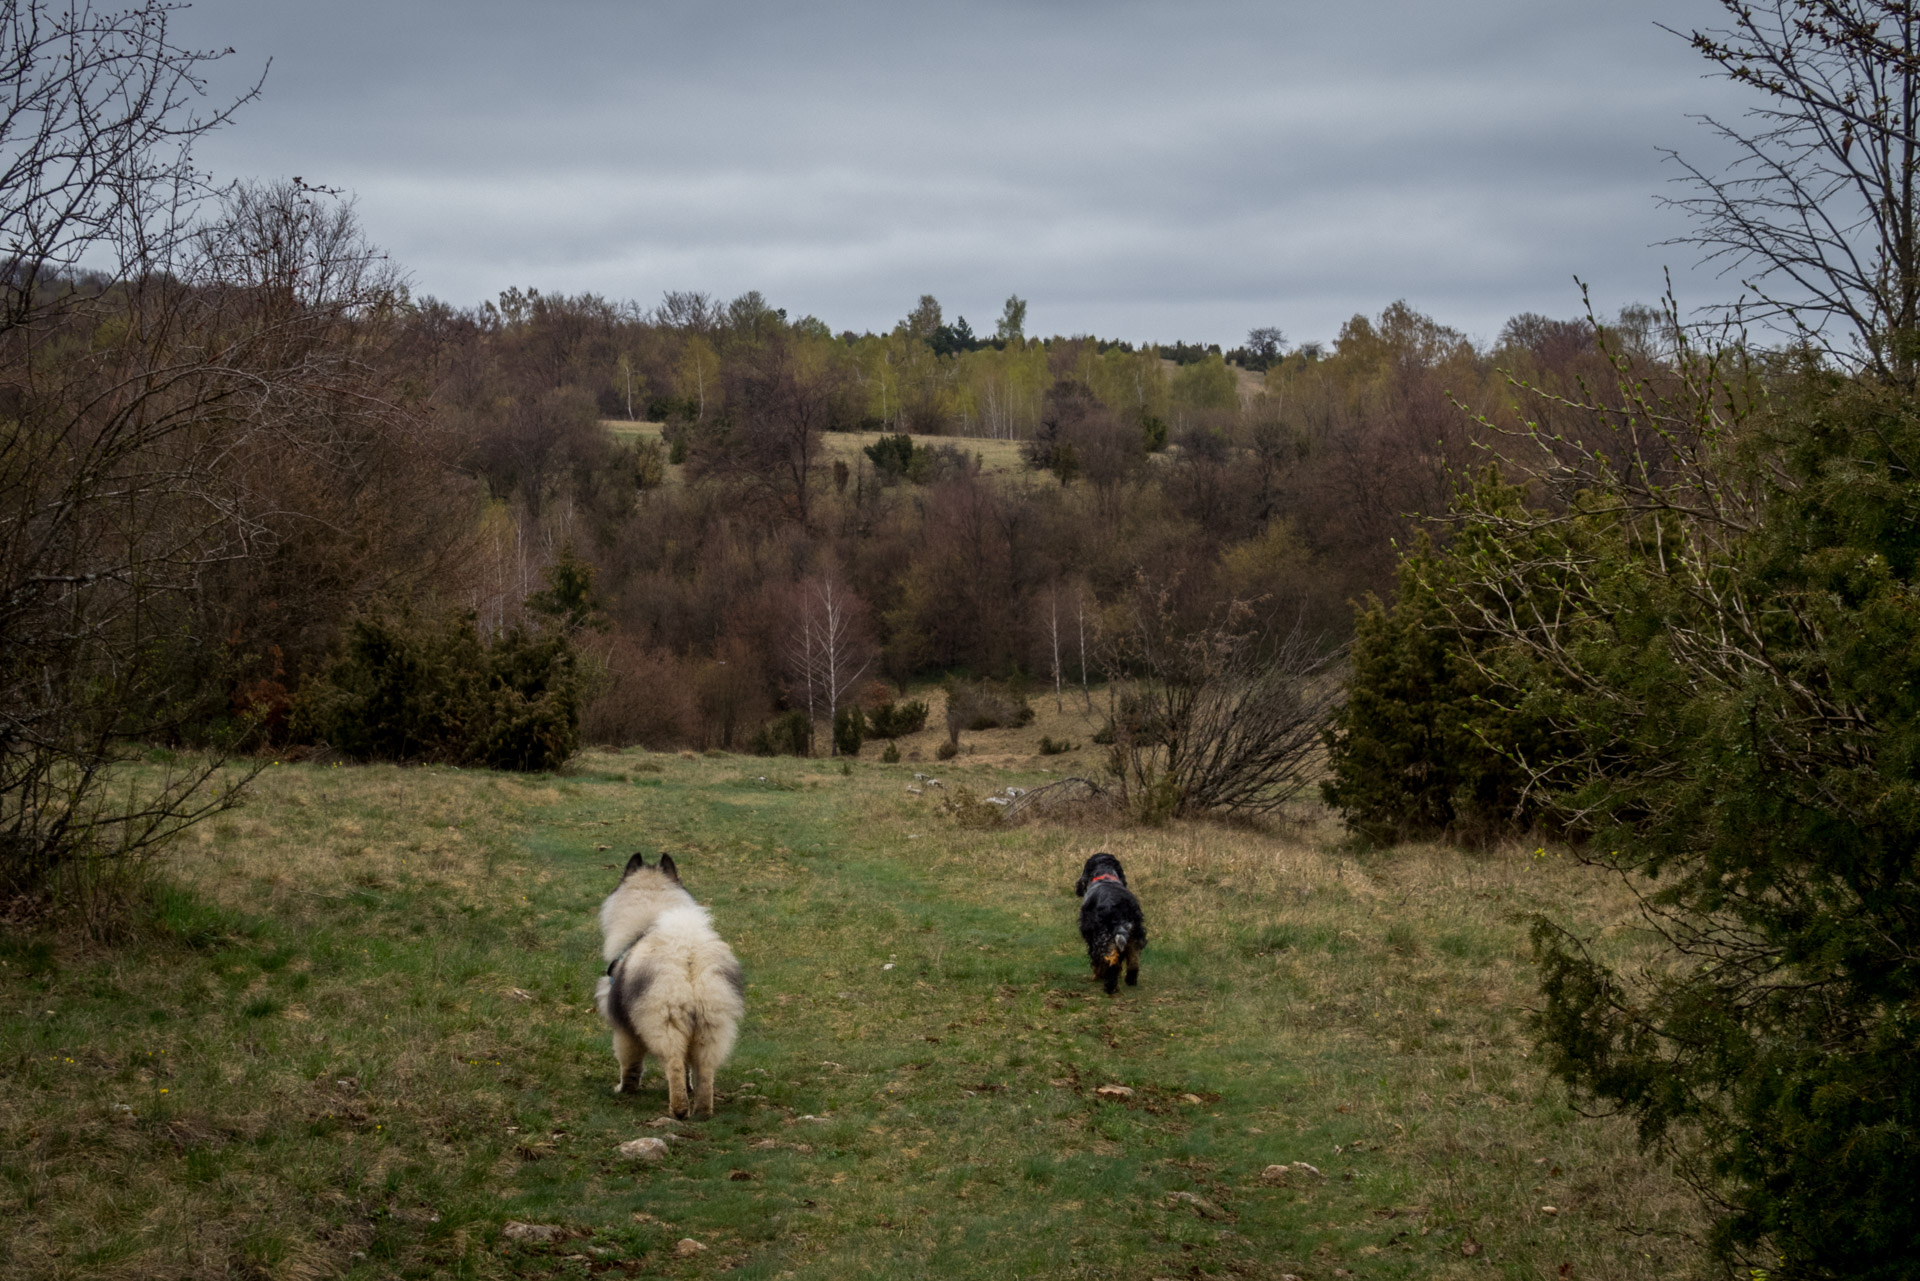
604 420 1036 482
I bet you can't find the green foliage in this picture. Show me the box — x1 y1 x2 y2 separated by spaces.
935 739 958 761
1020 427 1079 485
1430 370 1920 1276
1322 523 1558 844
865 699 929 739
1170 353 1238 411
832 704 865 756
881 741 900 763
863 432 914 478
524 546 605 633
1037 736 1075 755
295 605 584 772
633 437 666 489
995 293 1027 344
751 709 813 758
1141 414 1168 452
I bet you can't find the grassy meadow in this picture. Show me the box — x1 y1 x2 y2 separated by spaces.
0 708 1704 1279
603 420 1035 485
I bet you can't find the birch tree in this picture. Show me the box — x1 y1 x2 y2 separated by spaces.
785 571 874 755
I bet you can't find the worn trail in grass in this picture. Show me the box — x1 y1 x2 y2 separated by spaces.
0 752 1700 1279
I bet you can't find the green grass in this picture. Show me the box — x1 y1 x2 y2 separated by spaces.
0 753 1702 1279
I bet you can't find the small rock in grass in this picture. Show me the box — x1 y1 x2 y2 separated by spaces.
1094 1084 1134 1100
1289 1161 1324 1179
675 1238 708 1256
1260 1164 1291 1186
618 1137 669 1161
503 1222 567 1242
1180 1093 1203 1104
1166 1190 1230 1221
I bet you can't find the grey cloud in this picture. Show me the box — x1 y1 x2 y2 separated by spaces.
171 0 1749 345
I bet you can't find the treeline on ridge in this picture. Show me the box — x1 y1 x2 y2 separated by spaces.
345 279 1679 757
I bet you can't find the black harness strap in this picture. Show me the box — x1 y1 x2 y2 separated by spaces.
606 928 649 977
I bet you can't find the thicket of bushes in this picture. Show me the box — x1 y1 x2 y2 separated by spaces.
296 606 587 772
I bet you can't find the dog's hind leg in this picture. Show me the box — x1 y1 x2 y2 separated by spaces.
612 1028 646 1094
690 1035 726 1119
660 1027 691 1119
686 1061 712 1120
1124 937 1143 987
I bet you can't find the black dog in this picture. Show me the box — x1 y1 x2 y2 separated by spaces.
1074 852 1146 994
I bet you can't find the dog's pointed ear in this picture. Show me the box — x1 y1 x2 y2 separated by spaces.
622 852 648 879
659 852 680 882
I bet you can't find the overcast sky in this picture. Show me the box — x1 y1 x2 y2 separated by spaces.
170 0 1747 349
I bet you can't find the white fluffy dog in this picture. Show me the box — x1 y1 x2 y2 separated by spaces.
594 852 744 1119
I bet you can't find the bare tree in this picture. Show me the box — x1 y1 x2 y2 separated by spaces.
784 571 873 755
0 8 444 921
1665 1 1920 381
697 334 848 526
1075 586 1093 711
0 1 262 323
1042 583 1064 712
654 289 719 333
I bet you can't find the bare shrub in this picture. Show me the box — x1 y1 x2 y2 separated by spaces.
1104 579 1341 823
582 637 698 748
941 680 1033 747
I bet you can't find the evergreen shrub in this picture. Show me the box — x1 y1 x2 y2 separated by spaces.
750 710 812 757
294 606 583 772
866 699 929 739
1321 525 1559 844
832 705 865 756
